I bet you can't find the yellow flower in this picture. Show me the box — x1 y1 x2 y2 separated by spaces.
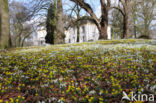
5 87 8 90
61 97 65 102
106 90 108 94
1 90 4 93
99 97 103 101
100 90 104 94
72 96 77 100
85 95 89 99
16 98 19 102
35 93 38 96
17 87 20 90
22 96 25 99
0 100 3 103
9 98 14 103
76 87 81 91
88 97 94 102
5 101 9 103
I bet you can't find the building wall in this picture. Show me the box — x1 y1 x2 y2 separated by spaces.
32 23 112 45
65 23 111 44
37 28 46 45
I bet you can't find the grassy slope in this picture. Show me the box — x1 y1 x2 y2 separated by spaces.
0 39 156 103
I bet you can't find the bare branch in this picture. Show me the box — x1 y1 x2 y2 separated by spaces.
70 0 100 29
66 16 95 29
111 6 125 16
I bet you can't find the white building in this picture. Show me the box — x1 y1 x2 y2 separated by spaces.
29 20 112 46
25 26 47 46
65 22 99 43
65 22 111 44
37 27 46 45
23 17 47 46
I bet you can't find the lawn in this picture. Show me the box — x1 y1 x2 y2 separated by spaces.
0 39 156 103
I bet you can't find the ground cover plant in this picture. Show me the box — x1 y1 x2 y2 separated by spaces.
0 39 156 103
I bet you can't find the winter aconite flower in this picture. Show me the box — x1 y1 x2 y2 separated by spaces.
0 39 155 102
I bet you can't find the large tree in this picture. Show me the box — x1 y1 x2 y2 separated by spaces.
67 4 82 42
111 9 123 39
70 0 111 40
45 0 65 44
0 0 10 49
112 0 132 39
9 1 34 47
56 0 65 44
137 0 156 37
75 5 81 42
131 0 139 38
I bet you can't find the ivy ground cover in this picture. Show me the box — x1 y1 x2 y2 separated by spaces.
0 39 156 103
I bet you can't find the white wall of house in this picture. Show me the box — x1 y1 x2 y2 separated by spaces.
107 26 111 40
37 27 46 45
65 22 111 43
31 32 38 46
31 22 112 46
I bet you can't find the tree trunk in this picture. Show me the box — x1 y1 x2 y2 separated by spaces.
114 0 131 39
132 4 137 38
123 1 131 39
124 13 130 39
76 24 80 42
133 14 137 38
71 0 111 40
76 5 80 43
99 25 107 39
56 0 65 44
133 24 137 38
123 15 130 39
0 0 10 49
0 10 1 42
144 18 150 36
9 33 12 47
70 0 110 40
99 2 109 40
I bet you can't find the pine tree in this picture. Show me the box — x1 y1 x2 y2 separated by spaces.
45 3 56 44
45 0 65 44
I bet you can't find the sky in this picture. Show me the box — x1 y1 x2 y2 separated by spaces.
12 0 120 16
12 0 101 17
12 0 156 28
